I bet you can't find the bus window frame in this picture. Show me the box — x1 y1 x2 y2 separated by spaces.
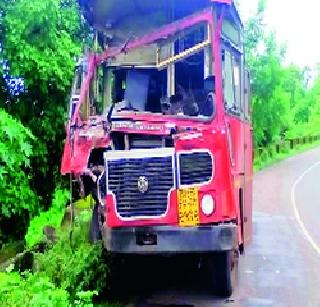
221 37 243 119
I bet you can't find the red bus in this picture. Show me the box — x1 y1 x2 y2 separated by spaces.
61 0 252 296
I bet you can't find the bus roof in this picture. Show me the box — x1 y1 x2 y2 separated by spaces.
79 0 235 31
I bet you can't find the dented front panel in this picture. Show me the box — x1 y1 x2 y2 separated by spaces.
61 1 252 251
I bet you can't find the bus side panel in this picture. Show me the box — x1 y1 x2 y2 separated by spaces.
224 115 253 246
243 122 253 244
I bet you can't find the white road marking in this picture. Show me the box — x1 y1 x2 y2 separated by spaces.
291 161 320 255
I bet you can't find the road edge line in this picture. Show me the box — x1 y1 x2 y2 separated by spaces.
291 161 320 256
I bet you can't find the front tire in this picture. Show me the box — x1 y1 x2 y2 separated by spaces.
206 250 238 297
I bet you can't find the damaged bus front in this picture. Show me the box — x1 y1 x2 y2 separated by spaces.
61 0 252 297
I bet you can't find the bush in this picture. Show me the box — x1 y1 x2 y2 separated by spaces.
35 210 109 302
0 108 39 244
25 188 70 248
2 210 108 306
259 150 269 162
280 142 290 154
266 145 276 158
0 271 70 307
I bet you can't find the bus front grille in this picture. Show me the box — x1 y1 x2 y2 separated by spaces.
179 152 213 186
106 151 174 219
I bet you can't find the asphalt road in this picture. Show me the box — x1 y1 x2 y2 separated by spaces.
130 146 320 307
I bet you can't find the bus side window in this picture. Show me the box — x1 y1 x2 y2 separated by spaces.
244 69 251 121
233 55 241 113
223 49 235 111
223 49 241 115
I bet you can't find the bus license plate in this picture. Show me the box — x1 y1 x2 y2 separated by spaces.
178 188 199 227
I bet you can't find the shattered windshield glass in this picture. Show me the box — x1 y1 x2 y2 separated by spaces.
102 23 217 119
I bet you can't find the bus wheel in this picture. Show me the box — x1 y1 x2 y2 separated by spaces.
206 250 238 297
89 203 102 243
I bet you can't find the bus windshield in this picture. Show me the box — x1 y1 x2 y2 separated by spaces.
107 50 215 119
86 22 217 120
74 18 218 121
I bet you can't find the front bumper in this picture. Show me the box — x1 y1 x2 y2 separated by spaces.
102 224 237 254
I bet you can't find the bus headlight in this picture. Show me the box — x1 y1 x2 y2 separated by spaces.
201 195 215 216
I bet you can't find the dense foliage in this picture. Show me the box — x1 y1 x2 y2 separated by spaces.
244 0 320 147
0 109 38 244
25 188 70 248
36 211 108 302
0 0 84 211
0 271 70 306
0 212 108 306
0 0 84 245
0 1 109 305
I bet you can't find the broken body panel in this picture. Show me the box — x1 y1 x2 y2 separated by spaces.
62 0 252 259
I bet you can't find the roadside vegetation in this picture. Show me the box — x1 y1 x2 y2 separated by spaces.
254 138 320 171
0 0 320 305
245 0 320 148
244 0 320 170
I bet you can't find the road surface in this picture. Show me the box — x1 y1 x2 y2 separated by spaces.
131 146 320 307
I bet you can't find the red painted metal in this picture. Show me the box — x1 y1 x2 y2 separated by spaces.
61 2 252 249
96 9 214 65
62 8 216 174
71 54 96 127
61 127 109 174
70 9 214 130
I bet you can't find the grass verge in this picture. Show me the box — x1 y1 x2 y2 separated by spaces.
254 140 320 172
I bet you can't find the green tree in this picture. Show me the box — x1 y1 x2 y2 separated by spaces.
0 0 87 244
244 0 303 146
0 0 84 207
304 77 320 135
0 109 38 244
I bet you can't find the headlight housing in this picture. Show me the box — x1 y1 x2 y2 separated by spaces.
201 194 215 216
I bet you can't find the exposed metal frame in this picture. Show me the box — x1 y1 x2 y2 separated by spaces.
71 8 215 126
